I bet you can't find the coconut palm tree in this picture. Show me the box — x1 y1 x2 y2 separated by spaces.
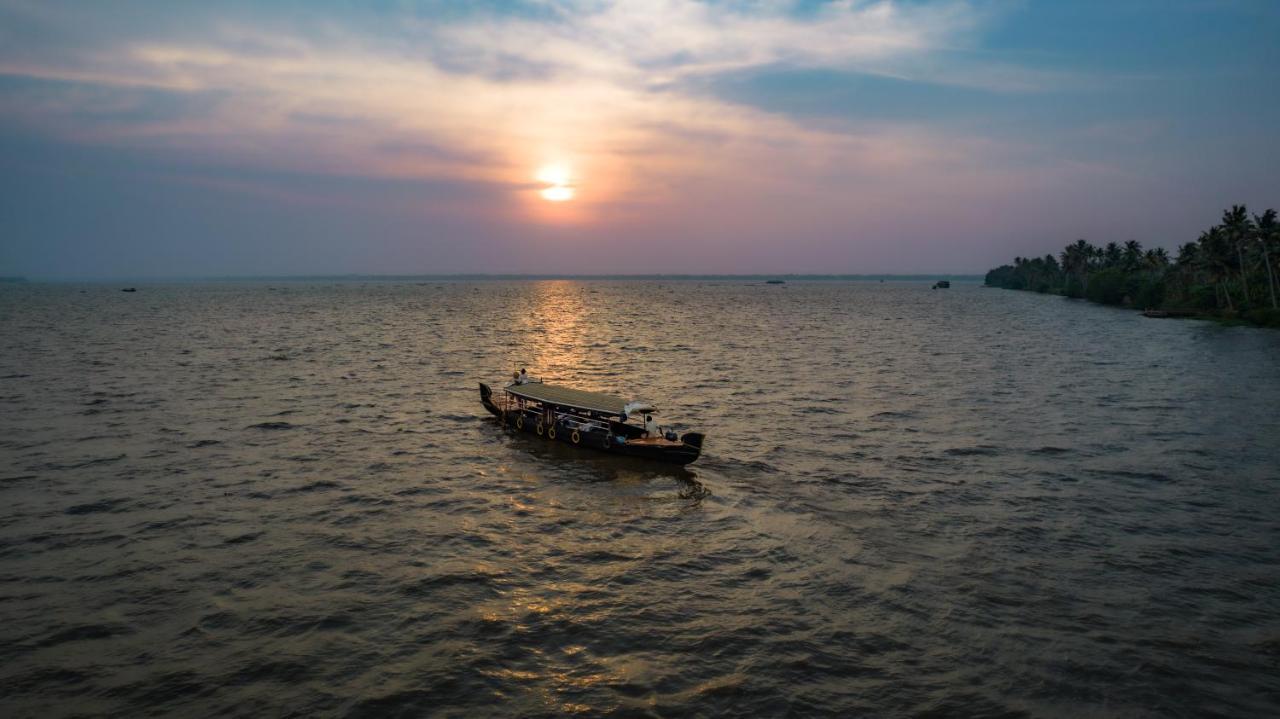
1171 242 1203 304
1060 239 1094 293
1043 254 1062 286
1254 208 1279 309
1199 227 1235 310
1123 240 1144 271
1144 247 1170 269
1175 242 1199 267
1103 241 1123 269
1012 256 1026 289
1222 204 1254 306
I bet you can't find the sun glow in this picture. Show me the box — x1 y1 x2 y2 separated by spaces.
536 163 575 202
536 164 570 186
541 185 575 202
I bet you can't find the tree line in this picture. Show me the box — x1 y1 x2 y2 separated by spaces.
985 204 1280 327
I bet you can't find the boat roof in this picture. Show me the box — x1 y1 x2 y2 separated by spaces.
504 382 653 416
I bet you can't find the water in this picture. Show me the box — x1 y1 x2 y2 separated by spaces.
1 280 1278 717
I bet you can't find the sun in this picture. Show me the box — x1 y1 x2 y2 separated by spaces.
536 164 570 186
541 185 575 202
536 163 575 202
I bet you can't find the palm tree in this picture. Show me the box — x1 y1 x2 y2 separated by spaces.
1123 240 1144 271
1199 227 1235 310
1103 241 1123 269
1222 205 1254 306
1146 247 1169 268
1254 208 1279 309
1172 242 1202 304
1060 239 1094 293
1043 254 1062 286
1175 242 1199 267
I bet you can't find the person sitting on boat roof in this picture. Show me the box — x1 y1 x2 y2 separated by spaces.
644 414 660 439
516 368 529 385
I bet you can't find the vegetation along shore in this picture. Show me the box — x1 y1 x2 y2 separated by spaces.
985 205 1280 328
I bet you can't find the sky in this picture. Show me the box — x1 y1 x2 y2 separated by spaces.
1 0 1278 278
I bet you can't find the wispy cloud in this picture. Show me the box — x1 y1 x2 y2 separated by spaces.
5 0 1274 276
0 0 1008 205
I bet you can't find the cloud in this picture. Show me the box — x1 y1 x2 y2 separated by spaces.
13 0 1267 277
440 0 975 79
0 0 1002 200
0 1 1108 272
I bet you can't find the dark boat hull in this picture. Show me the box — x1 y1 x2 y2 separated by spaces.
480 383 703 465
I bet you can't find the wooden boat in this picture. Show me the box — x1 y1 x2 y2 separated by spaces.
479 381 705 465
932 280 950 289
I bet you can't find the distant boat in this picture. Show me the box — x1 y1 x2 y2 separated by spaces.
932 280 950 289
479 381 704 465
121 287 137 292
1142 309 1195 318
765 279 785 284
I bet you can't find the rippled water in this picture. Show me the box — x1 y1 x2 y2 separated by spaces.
2 280 1279 717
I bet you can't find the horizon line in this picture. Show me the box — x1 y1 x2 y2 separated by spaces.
2 273 987 283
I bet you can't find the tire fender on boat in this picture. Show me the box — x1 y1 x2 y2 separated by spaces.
536 421 544 436
516 415 524 430
571 430 580 444
547 426 557 440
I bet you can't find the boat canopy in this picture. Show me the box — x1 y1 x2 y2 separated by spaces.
504 382 654 416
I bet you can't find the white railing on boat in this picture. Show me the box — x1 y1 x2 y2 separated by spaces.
555 413 610 434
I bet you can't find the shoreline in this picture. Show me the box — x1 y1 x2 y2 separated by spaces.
985 203 1280 330
987 284 1280 328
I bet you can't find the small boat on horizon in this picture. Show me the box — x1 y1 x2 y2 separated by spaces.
932 280 950 289
765 279 786 284
479 380 705 465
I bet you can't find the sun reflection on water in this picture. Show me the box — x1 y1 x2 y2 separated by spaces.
520 281 593 387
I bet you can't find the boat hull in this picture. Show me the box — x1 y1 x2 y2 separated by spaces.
480 383 703 465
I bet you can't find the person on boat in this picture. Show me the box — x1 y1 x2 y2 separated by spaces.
516 368 529 385
644 414 660 439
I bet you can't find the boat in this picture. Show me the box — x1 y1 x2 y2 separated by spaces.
765 279 785 284
932 280 950 289
479 381 705 465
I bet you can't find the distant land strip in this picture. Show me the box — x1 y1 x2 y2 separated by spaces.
5 274 985 283
985 203 1280 328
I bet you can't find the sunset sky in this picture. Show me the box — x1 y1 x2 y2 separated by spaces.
2 0 1277 277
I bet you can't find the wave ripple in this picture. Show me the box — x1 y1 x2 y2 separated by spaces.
2 280 1279 717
